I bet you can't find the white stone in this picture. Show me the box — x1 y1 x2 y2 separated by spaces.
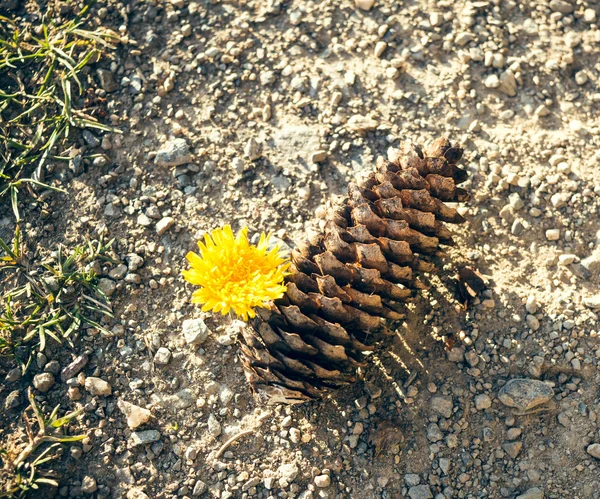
153 347 172 365
475 394 492 410
117 399 152 429
85 377 112 396
354 0 375 10
156 217 175 236
314 475 331 488
182 318 209 345
587 443 600 459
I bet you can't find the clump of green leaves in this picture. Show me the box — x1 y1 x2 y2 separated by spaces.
0 388 85 498
0 227 115 369
0 1 120 220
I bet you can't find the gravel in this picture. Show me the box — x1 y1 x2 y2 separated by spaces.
4 1 600 497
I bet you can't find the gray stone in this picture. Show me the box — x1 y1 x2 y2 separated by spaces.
405 474 420 486
182 318 209 345
475 394 492 410
408 484 433 499
260 70 276 86
156 389 195 412
5 367 21 383
244 138 262 161
115 467 135 485
447 347 465 363
44 360 60 375
498 379 554 411
97 69 118 92
109 264 128 280
556 412 571 428
242 477 260 492
5 390 20 410
465 350 479 367
185 445 198 461
117 399 152 429
153 347 172 365
208 414 221 437
516 488 544 499
439 458 450 475
33 373 55 393
154 138 192 167
98 278 117 297
427 423 443 442
127 254 144 272
507 428 522 440
498 70 517 97
61 355 88 381
526 315 540 331
103 204 121 218
36 352 47 369
430 396 453 419
455 32 474 46
347 114 378 132
137 214 153 227
129 430 161 447
192 480 208 496
587 443 600 459
549 0 574 14
82 131 100 148
84 377 112 396
503 441 523 459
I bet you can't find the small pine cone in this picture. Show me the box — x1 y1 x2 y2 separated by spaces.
240 138 469 404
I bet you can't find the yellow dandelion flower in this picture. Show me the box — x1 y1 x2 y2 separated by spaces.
182 225 290 321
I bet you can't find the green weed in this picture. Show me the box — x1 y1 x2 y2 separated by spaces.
0 388 85 498
0 227 115 370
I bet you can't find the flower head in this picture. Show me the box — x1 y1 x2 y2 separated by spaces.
182 225 289 321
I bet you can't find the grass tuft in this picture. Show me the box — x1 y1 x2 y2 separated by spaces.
0 227 115 372
0 1 120 221
0 388 85 498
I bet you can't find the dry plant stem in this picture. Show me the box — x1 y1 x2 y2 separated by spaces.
12 435 61 469
513 407 550 417
213 411 271 459
214 430 255 460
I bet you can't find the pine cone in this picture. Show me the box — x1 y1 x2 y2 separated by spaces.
239 138 469 404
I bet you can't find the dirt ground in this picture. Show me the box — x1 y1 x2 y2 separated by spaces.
2 0 600 498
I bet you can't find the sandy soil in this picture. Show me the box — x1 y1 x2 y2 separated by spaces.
2 1 600 498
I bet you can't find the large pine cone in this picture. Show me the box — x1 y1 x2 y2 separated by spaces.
239 138 469 404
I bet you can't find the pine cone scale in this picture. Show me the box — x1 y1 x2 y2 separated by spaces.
240 138 470 403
